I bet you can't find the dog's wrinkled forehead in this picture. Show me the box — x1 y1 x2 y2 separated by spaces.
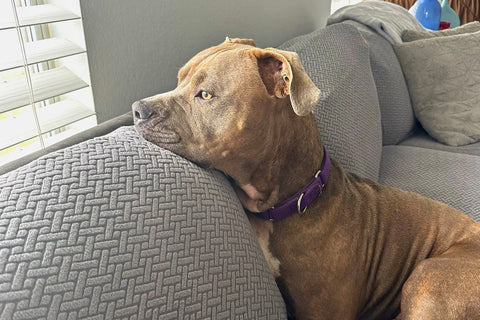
177 38 256 83
175 37 321 116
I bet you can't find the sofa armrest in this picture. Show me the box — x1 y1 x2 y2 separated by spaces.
0 126 286 319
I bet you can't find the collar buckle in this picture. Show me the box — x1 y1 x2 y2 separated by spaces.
297 193 307 214
254 146 331 221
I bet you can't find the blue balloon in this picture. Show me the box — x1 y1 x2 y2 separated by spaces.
409 0 441 30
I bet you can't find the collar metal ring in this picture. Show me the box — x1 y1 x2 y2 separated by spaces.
297 193 307 214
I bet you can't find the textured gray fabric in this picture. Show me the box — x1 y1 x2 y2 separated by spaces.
327 0 424 44
401 128 480 156
402 21 480 41
0 126 286 320
380 145 480 221
279 23 382 182
346 21 417 146
394 31 480 146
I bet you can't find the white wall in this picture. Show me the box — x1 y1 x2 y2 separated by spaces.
80 0 331 123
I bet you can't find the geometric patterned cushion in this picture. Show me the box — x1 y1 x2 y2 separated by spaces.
279 23 383 181
0 126 286 319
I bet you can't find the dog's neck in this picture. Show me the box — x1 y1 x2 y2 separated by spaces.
233 110 324 213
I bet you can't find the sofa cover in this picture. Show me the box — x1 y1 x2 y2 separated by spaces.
0 127 286 319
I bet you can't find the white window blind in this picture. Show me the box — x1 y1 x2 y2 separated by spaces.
0 0 96 167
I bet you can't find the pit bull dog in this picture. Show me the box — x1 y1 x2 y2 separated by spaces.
132 38 480 319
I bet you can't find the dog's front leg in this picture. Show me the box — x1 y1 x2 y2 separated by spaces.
274 270 360 320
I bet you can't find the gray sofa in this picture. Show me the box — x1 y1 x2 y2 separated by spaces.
1 9 479 320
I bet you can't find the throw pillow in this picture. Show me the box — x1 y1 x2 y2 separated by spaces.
394 31 480 146
402 21 480 41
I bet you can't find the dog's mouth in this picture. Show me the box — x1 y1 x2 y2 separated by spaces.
134 123 181 145
135 123 217 170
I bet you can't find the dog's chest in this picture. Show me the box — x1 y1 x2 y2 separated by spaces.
247 216 281 278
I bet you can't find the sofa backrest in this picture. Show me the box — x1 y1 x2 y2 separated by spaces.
279 23 382 181
345 21 418 146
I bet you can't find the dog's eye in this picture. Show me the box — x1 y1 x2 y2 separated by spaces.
199 91 213 100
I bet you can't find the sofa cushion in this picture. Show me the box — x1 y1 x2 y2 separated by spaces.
400 127 480 156
0 127 286 320
279 23 382 181
346 21 418 146
394 31 480 147
380 145 480 221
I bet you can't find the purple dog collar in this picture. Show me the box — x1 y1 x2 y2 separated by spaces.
254 147 331 221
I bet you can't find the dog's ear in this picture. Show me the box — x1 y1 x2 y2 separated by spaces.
224 37 256 47
251 48 321 116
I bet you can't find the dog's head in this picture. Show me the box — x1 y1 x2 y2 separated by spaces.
133 38 321 206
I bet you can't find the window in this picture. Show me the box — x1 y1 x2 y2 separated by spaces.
331 0 363 13
0 0 96 168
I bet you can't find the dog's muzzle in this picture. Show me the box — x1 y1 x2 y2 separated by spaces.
132 99 171 124
132 98 180 145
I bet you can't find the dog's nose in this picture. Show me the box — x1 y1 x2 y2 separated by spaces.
132 100 155 121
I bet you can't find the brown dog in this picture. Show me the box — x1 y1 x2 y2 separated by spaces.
132 38 480 319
